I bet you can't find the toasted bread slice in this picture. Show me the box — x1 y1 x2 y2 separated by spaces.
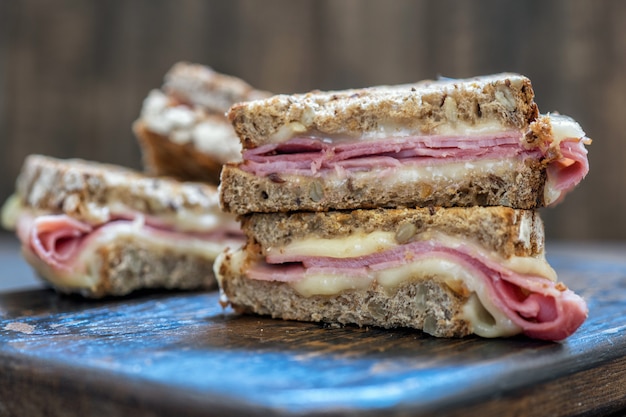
219 158 547 213
215 206 588 340
228 73 537 148
134 62 271 184
12 154 228 227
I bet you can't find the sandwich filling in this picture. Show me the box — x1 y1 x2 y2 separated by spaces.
4 201 244 290
239 115 589 207
226 232 587 341
140 89 242 163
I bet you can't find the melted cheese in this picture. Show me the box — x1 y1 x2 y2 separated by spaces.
318 158 521 186
287 256 521 337
275 231 556 281
291 273 373 296
377 258 520 337
1 194 21 230
268 116 512 143
271 231 397 258
140 89 241 163
549 113 586 143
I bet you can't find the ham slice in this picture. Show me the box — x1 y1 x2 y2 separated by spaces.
250 241 587 341
16 213 245 273
18 215 93 271
545 138 590 205
241 133 527 177
240 131 589 207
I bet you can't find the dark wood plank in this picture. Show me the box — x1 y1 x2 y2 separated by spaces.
0 241 625 416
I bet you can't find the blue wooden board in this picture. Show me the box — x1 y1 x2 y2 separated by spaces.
0 243 625 416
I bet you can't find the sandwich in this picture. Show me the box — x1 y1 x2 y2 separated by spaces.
1 155 244 298
215 207 588 340
133 62 271 184
220 73 590 214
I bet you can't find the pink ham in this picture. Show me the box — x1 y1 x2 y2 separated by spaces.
240 132 590 206
241 134 527 177
546 139 590 206
17 215 93 271
253 241 588 341
16 213 245 273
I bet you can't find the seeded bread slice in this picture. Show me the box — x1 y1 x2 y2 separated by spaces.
228 73 537 148
164 62 271 114
12 154 223 225
218 264 471 338
239 206 544 259
220 158 547 214
134 62 271 184
134 120 227 184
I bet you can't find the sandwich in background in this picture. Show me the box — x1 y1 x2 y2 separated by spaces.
221 74 590 214
134 62 271 184
216 73 591 340
1 155 244 298
216 207 588 340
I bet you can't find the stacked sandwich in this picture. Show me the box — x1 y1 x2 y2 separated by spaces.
1 63 267 297
216 73 591 340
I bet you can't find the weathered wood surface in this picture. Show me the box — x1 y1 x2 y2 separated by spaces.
0 241 625 416
1 0 626 239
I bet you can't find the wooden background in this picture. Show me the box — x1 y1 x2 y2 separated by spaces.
0 0 624 240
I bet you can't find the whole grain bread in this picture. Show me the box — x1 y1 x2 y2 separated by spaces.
134 120 225 184
239 206 544 259
14 154 223 225
220 159 547 214
134 62 271 183
23 234 218 298
217 249 471 338
164 62 271 114
228 73 537 148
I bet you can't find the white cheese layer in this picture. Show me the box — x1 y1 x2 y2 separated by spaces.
1 194 21 230
293 158 522 187
270 231 555 281
549 113 586 143
140 89 242 163
268 120 511 143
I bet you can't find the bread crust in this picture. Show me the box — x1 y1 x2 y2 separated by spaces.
228 73 538 148
134 62 271 183
217 250 471 338
164 62 271 114
240 206 544 259
220 159 547 214
134 121 225 184
23 235 217 298
15 155 221 224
